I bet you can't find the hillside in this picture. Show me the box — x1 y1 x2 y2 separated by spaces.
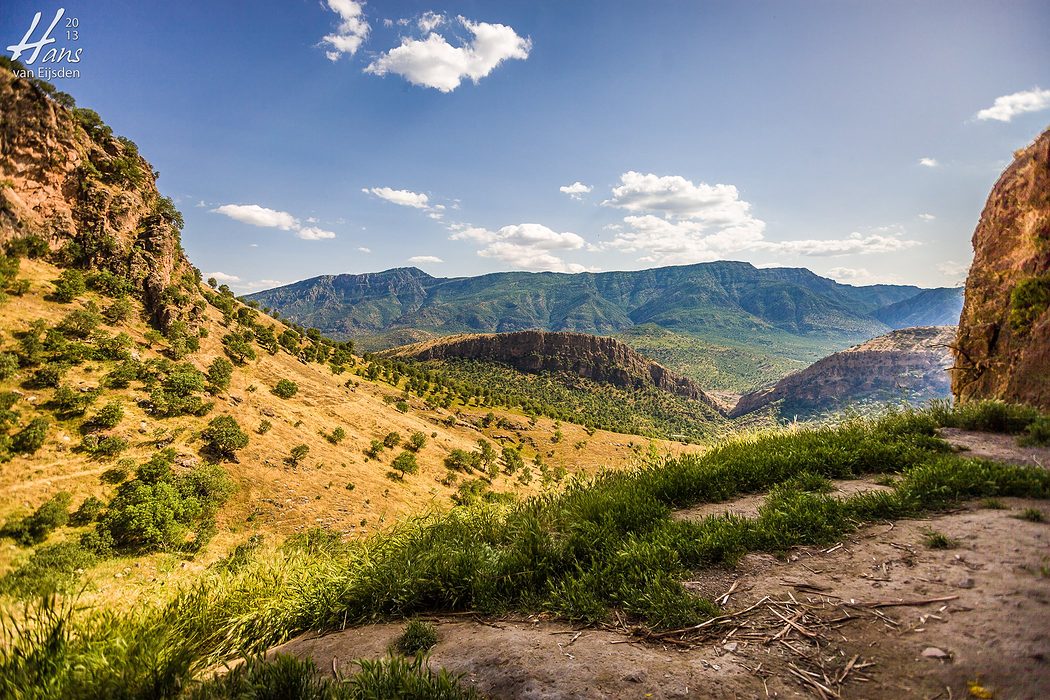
954 127 1050 408
246 264 964 369
384 330 718 405
731 326 956 418
0 67 692 611
873 286 964 327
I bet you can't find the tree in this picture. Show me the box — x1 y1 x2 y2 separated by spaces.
391 451 419 477
407 431 427 452
271 379 298 399
501 446 524 474
222 333 257 365
206 357 234 393
11 417 48 455
383 432 401 449
202 415 249 461
324 427 346 445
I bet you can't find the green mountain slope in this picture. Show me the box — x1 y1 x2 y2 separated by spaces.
249 263 960 345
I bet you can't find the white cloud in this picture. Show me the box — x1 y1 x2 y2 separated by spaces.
320 0 370 61
919 213 936 221
357 246 372 253
824 267 900 285
976 88 1050 122
417 11 445 33
450 222 588 273
761 232 920 257
559 181 593 200
205 272 241 283
213 204 297 230
407 255 444 264
295 226 337 240
918 157 939 168
236 279 285 292
383 18 393 28
603 171 757 223
364 16 531 92
606 215 766 264
364 186 430 209
212 203 336 241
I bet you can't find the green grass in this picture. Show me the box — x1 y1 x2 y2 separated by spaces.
392 620 438 656
927 399 1043 435
923 531 957 549
1015 508 1045 523
2 407 1049 698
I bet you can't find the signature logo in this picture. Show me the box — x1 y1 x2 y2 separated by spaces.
6 8 81 65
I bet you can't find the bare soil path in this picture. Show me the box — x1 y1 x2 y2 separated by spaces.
271 431 1050 699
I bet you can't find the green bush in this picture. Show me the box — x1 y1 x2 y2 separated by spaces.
202 415 249 461
0 541 97 599
257 419 272 435
86 269 134 298
50 269 86 303
206 357 234 394
70 496 105 526
57 308 101 338
393 620 438 655
0 352 19 380
102 297 134 324
80 433 129 459
50 385 100 418
272 379 298 399
26 365 65 388
929 399 1042 434
11 417 49 455
1 491 71 545
287 444 310 466
324 426 346 445
1009 274 1050 332
407 431 427 452
383 432 401 449
1020 415 1050 446
97 450 233 553
222 332 257 365
84 400 124 431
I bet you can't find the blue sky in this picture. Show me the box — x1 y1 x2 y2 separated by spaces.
3 1 1049 291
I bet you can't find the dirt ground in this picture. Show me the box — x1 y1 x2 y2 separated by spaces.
272 430 1050 699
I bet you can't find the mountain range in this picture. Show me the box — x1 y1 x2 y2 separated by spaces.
247 264 963 389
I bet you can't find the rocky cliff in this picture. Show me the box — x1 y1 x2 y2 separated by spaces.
953 128 1050 409
731 326 956 418
386 330 723 409
0 62 200 329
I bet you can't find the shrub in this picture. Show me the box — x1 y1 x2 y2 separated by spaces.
395 400 409 413
257 419 272 434
51 269 86 303
1020 415 1050 447
80 433 129 459
324 426 346 445
923 531 957 549
50 385 100 417
206 356 234 394
444 448 481 473
930 400 1041 434
70 496 105 526
11 417 48 455
383 432 401 449
393 620 438 655
102 297 134 324
0 352 20 380
272 379 298 399
364 440 384 458
86 269 134 298
0 541 97 599
7 279 30 296
103 360 141 389
222 332 257 365
202 415 249 461
26 365 65 388
1016 508 1045 523
287 444 310 466
98 450 233 553
1 492 72 545
57 308 101 338
1009 274 1050 333
84 400 124 431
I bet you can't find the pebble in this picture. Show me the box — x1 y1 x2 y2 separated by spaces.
921 647 950 660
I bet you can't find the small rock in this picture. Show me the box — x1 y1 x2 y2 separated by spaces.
622 671 646 683
955 577 975 589
723 642 738 652
921 647 950 660
114 572 123 579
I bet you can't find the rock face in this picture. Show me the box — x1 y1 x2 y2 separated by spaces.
731 326 956 418
0 66 199 329
953 129 1050 409
386 330 722 409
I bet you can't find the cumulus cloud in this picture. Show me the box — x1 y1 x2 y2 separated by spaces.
918 157 938 168
407 255 444 264
320 0 370 61
364 16 531 92
205 272 240 283
824 267 899 285
559 181 593 200
976 88 1050 122
450 222 588 272
363 187 429 209
417 11 445 33
212 203 336 240
599 172 919 265
357 246 372 253
213 204 297 230
919 213 936 221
